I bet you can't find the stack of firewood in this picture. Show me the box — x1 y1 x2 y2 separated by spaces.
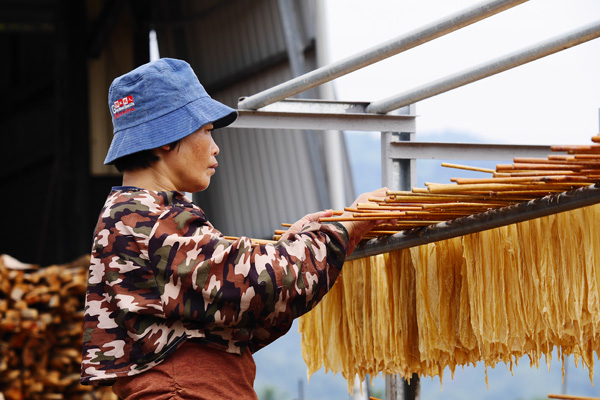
0 254 115 400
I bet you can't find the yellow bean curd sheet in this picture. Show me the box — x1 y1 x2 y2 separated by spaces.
299 204 600 391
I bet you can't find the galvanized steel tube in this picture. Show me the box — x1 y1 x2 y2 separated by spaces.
237 0 528 110
367 19 600 114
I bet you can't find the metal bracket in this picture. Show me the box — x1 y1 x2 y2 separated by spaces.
230 99 416 132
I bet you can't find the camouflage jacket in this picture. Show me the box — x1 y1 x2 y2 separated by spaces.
80 187 349 385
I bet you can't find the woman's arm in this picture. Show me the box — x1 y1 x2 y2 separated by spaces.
149 189 389 331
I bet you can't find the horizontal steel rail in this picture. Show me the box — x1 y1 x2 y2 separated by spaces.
367 19 600 114
232 110 416 132
237 0 528 110
230 99 415 131
348 183 600 260
389 141 553 160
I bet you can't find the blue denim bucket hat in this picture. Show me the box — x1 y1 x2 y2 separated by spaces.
104 58 238 164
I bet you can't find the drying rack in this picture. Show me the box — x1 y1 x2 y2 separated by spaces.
229 1 600 398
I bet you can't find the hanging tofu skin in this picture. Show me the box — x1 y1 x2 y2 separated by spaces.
410 237 472 381
298 204 600 392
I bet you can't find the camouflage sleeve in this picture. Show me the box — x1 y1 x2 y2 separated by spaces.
149 205 349 350
82 190 350 383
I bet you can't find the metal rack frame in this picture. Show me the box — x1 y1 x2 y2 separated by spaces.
228 1 600 399
349 183 600 261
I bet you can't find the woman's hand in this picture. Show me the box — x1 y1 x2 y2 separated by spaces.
280 187 391 255
338 187 391 255
280 209 335 240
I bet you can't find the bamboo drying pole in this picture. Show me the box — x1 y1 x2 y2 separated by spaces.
548 394 600 400
348 183 600 260
230 136 600 256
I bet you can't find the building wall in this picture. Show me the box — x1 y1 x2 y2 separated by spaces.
154 0 354 239
0 0 354 265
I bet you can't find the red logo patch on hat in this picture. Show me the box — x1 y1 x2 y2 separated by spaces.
112 95 135 119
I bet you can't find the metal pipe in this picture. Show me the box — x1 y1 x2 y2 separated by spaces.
389 141 552 161
347 183 600 260
237 0 528 110
277 0 307 79
315 0 347 211
367 19 600 114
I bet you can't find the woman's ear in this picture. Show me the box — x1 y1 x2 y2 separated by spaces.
148 147 167 162
152 145 172 159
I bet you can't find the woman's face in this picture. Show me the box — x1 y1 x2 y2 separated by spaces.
160 123 220 192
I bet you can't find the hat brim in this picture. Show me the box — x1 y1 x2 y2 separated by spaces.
104 96 237 165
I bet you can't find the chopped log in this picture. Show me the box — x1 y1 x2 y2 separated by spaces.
0 254 116 400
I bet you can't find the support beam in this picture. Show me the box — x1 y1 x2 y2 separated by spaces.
52 0 90 265
230 99 416 132
86 0 125 58
276 0 307 79
389 141 553 161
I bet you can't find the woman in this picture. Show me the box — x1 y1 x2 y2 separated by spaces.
81 58 388 399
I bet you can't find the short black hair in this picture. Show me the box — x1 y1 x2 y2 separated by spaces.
113 141 181 172
113 150 159 172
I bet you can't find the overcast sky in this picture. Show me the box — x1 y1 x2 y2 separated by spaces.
323 0 600 145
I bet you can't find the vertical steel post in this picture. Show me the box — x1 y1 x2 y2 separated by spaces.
382 105 418 400
315 0 348 210
385 375 403 400
277 0 338 210
386 374 421 400
276 0 306 78
381 105 417 191
298 378 305 400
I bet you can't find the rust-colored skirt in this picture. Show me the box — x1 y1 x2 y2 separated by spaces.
112 341 258 400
